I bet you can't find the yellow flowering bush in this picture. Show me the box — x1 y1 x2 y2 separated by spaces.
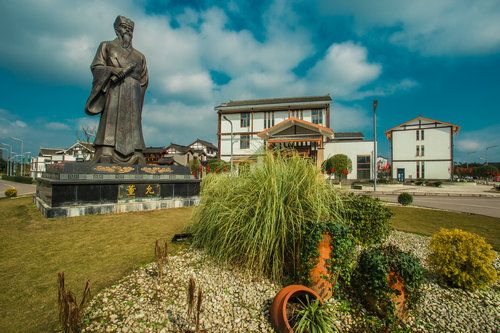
4 187 17 198
428 229 497 290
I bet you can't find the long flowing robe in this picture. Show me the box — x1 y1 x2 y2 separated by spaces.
85 38 148 163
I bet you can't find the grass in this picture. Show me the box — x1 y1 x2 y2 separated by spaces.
0 196 193 333
190 152 345 281
389 206 500 250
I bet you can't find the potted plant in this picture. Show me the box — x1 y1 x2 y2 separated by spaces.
298 222 355 300
270 284 324 333
353 244 424 319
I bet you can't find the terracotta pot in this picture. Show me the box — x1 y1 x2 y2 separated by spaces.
387 271 406 316
309 233 333 300
270 284 324 333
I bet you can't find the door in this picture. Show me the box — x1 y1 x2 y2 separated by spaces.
397 168 405 182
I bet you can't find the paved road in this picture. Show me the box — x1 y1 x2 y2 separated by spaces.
372 194 500 218
0 179 36 198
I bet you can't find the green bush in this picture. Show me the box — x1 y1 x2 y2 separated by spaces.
190 151 345 281
4 187 17 198
341 194 392 246
322 154 352 179
1 175 33 184
397 192 413 206
428 229 497 290
291 295 336 333
353 245 424 319
298 222 355 289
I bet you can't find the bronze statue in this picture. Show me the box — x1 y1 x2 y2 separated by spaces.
85 15 148 164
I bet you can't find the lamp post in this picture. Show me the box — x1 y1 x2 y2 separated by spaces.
1 142 12 176
485 145 498 165
372 100 378 191
222 115 234 172
11 137 24 177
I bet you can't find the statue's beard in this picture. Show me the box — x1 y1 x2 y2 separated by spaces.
120 33 132 48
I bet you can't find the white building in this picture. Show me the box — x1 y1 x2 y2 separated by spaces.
31 141 94 178
216 96 377 179
216 95 332 167
324 132 375 180
385 116 460 181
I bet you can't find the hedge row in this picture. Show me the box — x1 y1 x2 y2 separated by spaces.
1 175 33 184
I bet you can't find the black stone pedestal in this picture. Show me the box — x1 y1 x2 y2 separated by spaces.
35 162 200 218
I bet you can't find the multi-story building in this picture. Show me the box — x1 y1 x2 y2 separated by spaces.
385 116 460 181
216 95 332 167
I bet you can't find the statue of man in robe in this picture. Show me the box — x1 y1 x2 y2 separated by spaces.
85 15 148 164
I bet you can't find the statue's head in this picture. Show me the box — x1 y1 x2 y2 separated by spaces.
114 15 134 48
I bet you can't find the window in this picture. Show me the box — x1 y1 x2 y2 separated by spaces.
240 135 250 149
241 113 250 127
416 130 420 140
264 112 275 128
421 162 425 178
421 130 425 140
421 145 425 156
416 145 420 156
312 109 322 124
416 162 420 179
357 155 371 179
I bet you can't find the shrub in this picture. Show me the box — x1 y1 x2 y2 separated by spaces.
322 154 352 180
4 187 17 198
298 222 355 289
428 229 497 290
1 175 33 184
397 192 413 206
341 194 392 246
353 245 424 319
291 295 336 333
190 151 345 281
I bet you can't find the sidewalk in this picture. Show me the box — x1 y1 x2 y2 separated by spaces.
0 179 36 198
347 183 500 198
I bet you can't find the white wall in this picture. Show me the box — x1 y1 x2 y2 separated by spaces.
324 141 374 179
220 135 264 161
393 127 451 160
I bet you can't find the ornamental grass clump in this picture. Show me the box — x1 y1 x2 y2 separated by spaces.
428 229 497 290
4 186 17 198
291 296 337 333
189 151 344 281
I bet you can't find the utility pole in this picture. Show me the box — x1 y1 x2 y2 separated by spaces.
222 116 234 172
373 100 378 191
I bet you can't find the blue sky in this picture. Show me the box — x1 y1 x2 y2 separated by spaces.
1 0 499 162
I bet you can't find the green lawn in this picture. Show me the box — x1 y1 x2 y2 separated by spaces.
389 206 500 250
0 196 193 333
1 197 499 332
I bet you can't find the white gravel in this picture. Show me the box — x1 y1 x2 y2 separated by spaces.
82 231 499 332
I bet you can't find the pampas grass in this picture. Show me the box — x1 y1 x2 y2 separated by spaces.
189 151 344 281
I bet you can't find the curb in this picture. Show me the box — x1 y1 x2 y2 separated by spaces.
350 190 500 198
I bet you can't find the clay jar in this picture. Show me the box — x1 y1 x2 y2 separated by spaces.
309 233 333 300
270 285 324 333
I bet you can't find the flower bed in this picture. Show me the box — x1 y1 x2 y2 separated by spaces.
82 231 499 333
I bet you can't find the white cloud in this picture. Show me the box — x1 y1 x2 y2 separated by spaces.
455 125 500 162
319 0 500 55
306 42 382 97
45 122 70 130
331 103 372 132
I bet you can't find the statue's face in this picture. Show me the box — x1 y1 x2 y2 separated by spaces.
116 23 134 47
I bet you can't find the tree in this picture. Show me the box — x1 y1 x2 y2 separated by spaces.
322 154 352 181
77 125 96 143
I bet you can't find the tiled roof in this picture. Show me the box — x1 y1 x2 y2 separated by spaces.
334 132 364 139
258 117 333 140
385 116 460 139
165 143 190 154
143 146 164 154
217 95 331 109
39 148 64 156
190 139 218 151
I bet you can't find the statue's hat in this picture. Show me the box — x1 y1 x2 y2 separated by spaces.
114 15 134 30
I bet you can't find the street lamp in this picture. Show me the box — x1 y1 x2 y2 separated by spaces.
1 142 12 176
372 100 378 191
485 145 498 165
11 137 24 177
222 115 234 172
